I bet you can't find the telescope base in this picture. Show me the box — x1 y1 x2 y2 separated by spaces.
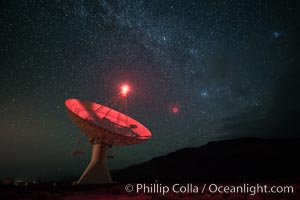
77 143 112 184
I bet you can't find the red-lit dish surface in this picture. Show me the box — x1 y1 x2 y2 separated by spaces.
65 99 151 146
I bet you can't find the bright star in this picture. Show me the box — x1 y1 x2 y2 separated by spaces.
272 31 281 38
201 91 208 97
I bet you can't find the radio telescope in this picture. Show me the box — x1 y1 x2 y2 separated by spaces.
65 86 151 184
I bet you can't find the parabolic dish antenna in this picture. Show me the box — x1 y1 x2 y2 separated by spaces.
65 98 151 184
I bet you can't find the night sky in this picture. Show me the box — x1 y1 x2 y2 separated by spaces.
1 0 300 181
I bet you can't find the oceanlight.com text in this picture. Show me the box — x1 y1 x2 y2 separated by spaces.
125 183 294 196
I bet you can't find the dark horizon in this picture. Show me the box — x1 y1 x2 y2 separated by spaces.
2 137 300 182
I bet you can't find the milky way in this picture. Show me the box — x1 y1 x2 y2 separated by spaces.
1 0 299 181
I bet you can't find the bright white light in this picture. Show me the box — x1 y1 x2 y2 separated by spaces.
121 85 129 96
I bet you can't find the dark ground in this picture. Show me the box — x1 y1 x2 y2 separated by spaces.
112 138 300 182
1 138 300 199
1 180 299 200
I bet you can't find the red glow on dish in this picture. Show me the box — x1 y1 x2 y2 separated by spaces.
65 99 152 144
121 85 129 96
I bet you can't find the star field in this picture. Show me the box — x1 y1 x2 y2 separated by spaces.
1 0 300 181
